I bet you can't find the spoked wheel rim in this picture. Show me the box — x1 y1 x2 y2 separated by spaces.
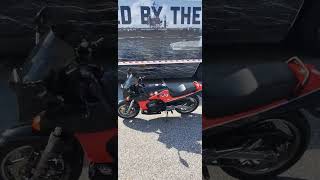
1 145 71 180
177 97 198 113
1 145 34 180
231 119 301 175
118 103 138 118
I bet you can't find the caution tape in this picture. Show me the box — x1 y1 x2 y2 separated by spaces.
118 59 202 65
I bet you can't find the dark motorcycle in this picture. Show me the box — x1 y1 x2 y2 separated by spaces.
118 70 202 119
0 8 117 180
203 57 320 179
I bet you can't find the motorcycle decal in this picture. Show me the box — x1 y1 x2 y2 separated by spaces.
149 88 202 103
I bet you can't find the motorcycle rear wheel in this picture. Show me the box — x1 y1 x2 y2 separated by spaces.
220 113 310 180
0 137 83 180
176 95 200 114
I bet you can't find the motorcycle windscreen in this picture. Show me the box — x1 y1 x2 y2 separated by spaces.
21 30 75 83
123 74 138 89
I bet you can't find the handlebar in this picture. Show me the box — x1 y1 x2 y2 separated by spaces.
92 37 104 46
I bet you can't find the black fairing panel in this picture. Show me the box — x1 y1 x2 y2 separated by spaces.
144 84 167 94
168 83 197 97
204 63 298 118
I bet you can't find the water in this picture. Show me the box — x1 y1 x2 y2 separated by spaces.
118 35 202 61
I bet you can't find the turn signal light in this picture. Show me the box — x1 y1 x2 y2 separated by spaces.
32 115 41 131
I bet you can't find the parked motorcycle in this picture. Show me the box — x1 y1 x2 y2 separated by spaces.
203 57 320 179
118 70 202 119
0 7 117 180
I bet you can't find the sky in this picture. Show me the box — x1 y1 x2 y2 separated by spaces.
118 0 202 28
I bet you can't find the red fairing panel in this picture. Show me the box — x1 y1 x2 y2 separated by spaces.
148 82 202 103
288 64 320 94
138 100 149 110
203 100 286 130
75 128 117 163
193 81 203 91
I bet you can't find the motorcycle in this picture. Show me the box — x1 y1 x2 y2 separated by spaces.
118 70 202 119
203 57 320 179
0 7 117 180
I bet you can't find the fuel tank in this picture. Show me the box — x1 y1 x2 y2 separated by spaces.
143 84 167 95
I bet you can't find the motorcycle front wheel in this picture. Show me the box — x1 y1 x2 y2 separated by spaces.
219 113 310 180
118 101 140 119
0 137 83 180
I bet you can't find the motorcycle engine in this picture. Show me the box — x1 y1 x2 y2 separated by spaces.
146 100 166 113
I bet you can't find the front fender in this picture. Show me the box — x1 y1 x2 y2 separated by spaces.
118 99 126 105
0 123 48 146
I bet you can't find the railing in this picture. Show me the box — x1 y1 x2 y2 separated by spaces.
118 59 202 66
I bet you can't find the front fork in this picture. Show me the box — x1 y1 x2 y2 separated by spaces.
202 164 210 180
31 127 63 180
126 100 135 114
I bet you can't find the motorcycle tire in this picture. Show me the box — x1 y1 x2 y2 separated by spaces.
220 112 310 180
118 101 140 119
0 136 83 180
176 95 200 114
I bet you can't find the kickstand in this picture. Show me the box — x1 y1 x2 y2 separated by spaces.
165 111 169 122
165 110 174 122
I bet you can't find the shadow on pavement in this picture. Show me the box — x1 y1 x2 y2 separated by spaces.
122 113 202 167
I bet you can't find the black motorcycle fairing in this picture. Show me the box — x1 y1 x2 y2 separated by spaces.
146 100 166 113
168 83 197 97
143 84 167 95
21 30 75 83
37 65 117 133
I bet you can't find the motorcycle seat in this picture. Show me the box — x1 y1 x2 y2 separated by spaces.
204 62 298 118
168 82 197 97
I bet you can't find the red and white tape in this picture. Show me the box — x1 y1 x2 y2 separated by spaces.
118 59 202 66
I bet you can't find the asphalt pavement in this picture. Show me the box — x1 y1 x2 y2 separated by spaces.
118 80 202 180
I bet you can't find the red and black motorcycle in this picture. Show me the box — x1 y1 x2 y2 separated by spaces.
118 70 202 119
0 12 117 180
203 57 320 179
